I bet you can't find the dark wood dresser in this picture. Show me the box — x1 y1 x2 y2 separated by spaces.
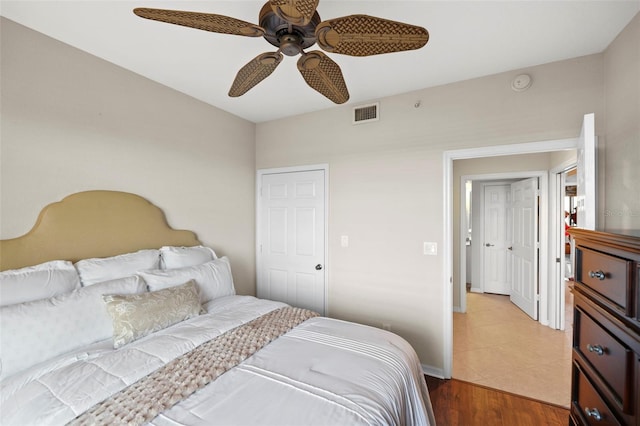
569 229 640 426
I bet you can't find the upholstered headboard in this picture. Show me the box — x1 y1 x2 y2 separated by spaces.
0 191 201 271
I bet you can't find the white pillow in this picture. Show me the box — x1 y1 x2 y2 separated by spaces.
0 260 80 307
75 249 160 286
160 245 217 269
139 257 235 304
0 275 146 381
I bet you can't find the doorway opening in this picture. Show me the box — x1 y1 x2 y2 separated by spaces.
457 170 547 320
442 137 579 381
454 168 573 408
444 114 595 407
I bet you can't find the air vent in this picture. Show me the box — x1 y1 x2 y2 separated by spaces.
353 103 379 124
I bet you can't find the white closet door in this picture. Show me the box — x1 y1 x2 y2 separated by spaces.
258 169 326 315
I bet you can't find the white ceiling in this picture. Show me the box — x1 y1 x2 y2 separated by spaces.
2 1 638 123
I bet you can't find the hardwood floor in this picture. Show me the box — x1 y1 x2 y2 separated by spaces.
425 376 570 426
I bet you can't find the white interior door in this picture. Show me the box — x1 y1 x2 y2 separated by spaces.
576 113 597 230
510 177 539 320
483 184 511 295
257 169 326 315
552 169 568 330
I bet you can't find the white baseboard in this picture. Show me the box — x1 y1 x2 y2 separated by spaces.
421 364 445 379
470 287 483 293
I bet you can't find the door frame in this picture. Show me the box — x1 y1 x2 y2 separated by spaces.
459 173 546 314
549 158 578 330
256 164 330 315
443 138 577 378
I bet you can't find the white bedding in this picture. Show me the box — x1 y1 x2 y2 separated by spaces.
1 296 434 426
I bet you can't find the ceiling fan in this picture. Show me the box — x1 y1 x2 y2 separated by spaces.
134 1 429 104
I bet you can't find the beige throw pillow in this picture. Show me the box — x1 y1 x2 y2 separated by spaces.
104 280 201 348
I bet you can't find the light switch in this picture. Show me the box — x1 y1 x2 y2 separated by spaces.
341 235 349 247
423 242 437 255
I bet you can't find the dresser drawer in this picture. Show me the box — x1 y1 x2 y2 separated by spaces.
577 247 632 312
574 306 635 413
572 363 622 426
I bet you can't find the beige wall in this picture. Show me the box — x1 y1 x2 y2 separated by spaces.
256 53 604 370
0 19 258 295
2 11 637 373
603 12 640 236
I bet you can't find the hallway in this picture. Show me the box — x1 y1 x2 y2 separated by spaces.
453 289 573 408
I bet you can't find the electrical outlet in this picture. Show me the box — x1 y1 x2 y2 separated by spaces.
423 242 437 255
341 235 349 247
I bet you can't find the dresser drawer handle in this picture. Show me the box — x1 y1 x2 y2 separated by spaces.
587 344 605 356
588 270 606 280
584 407 602 421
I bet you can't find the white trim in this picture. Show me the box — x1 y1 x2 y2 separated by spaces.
442 138 577 379
550 171 565 330
256 164 330 316
549 158 578 176
421 364 445 379
257 163 329 176
442 157 454 379
459 177 469 313
548 158 577 330
447 138 577 160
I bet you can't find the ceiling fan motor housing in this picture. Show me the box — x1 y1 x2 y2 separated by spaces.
259 2 320 55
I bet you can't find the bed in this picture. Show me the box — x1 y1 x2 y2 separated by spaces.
0 191 435 425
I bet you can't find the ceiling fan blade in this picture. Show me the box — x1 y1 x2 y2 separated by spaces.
133 8 265 37
269 0 319 26
229 52 284 97
297 51 349 104
316 15 429 56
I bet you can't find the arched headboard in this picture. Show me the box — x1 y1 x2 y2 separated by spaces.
0 191 201 271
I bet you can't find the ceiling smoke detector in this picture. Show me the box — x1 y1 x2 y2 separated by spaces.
511 74 532 92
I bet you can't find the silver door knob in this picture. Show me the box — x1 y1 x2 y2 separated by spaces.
315 264 323 270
